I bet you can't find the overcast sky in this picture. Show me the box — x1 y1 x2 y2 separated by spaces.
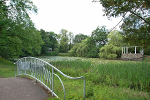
30 0 122 36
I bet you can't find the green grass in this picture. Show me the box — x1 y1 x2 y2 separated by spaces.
58 53 69 56
1 56 149 100
46 58 150 100
0 57 16 78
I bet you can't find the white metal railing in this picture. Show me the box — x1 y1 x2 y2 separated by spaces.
14 57 86 100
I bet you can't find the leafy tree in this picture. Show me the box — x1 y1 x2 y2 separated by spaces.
107 30 125 47
69 26 108 58
87 26 108 58
68 32 74 50
40 29 51 54
68 43 80 57
0 0 43 58
49 31 58 51
100 0 150 46
121 16 150 47
40 30 58 55
76 38 89 57
73 33 88 44
59 29 69 53
99 44 119 59
69 38 90 57
91 26 108 47
99 30 124 59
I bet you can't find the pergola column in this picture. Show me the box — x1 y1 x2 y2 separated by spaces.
135 46 137 54
124 47 125 54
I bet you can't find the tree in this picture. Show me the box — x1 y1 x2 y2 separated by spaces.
68 43 80 57
68 32 74 50
49 31 58 51
99 30 125 59
87 26 108 58
0 0 43 58
68 26 108 58
99 0 150 46
59 29 69 53
40 29 51 54
73 33 88 44
76 38 89 57
121 15 150 46
91 26 108 47
107 30 125 47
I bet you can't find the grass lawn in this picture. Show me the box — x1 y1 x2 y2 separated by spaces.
0 56 149 100
45 57 150 100
0 57 16 78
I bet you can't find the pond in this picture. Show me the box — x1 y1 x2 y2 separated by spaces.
39 56 84 62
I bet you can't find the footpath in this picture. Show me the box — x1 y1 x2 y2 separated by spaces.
0 77 50 100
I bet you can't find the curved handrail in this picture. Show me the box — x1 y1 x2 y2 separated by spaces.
15 57 86 100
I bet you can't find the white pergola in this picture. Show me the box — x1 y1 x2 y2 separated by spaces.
122 46 144 55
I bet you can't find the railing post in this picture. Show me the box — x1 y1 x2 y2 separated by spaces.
25 58 26 77
84 78 86 100
31 58 32 75
35 58 37 83
52 67 54 97
15 66 16 77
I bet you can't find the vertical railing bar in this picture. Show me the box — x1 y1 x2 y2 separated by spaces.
25 58 26 77
34 58 36 77
31 58 32 75
45 68 47 85
37 59 39 80
42 64 44 82
84 78 86 100
39 60 41 81
40 61 42 81
47 69 49 87
54 73 65 100
35 58 37 83
52 67 54 97
15 65 16 77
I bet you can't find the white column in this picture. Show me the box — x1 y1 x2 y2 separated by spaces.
135 46 136 54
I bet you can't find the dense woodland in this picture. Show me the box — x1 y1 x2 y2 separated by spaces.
0 0 150 59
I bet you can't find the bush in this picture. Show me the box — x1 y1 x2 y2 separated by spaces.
45 51 58 56
99 44 121 59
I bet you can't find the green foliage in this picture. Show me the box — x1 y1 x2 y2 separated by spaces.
45 57 150 99
0 0 43 58
73 33 88 44
86 47 99 58
59 29 69 53
99 30 124 59
40 29 58 55
107 30 125 46
144 46 150 55
76 38 89 57
91 26 108 47
69 26 108 58
100 0 150 47
45 51 59 56
58 53 69 56
69 38 90 57
99 44 118 59
68 32 74 50
68 43 80 56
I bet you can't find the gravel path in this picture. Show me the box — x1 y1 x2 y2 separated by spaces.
0 77 49 100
